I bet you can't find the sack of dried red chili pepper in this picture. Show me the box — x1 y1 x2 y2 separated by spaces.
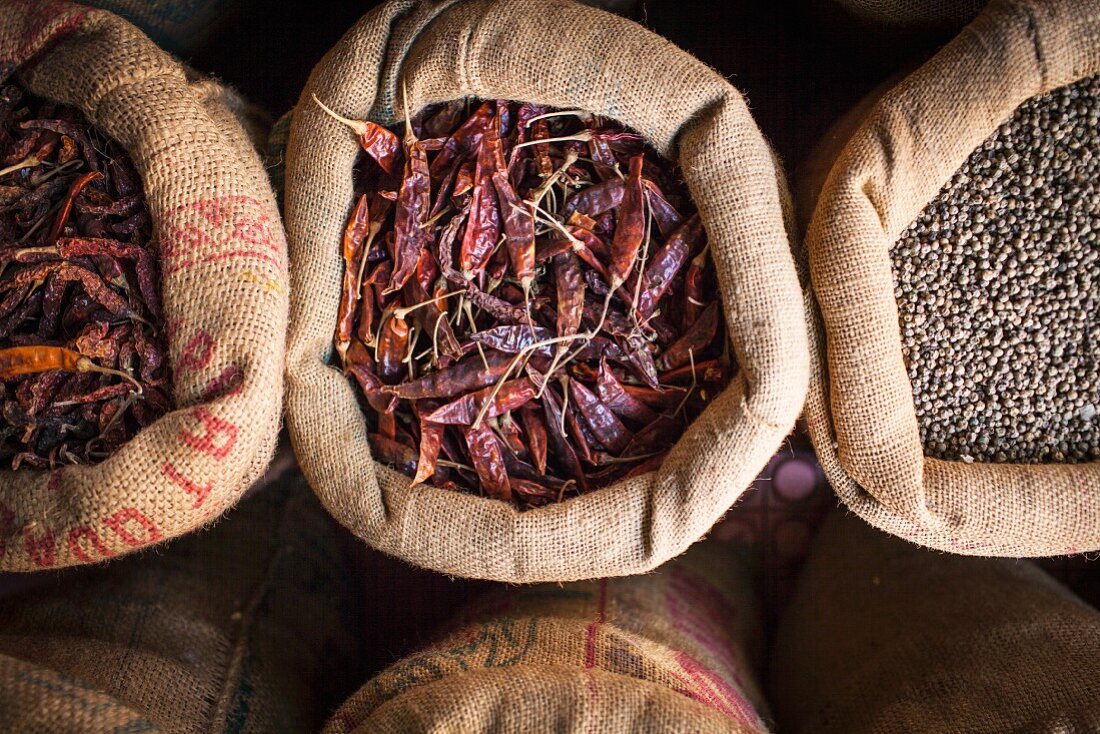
284 0 808 582
0 1 288 570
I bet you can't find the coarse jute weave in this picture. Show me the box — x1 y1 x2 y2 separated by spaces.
770 511 1100 732
803 0 1100 556
326 543 770 733
283 0 808 582
0 474 364 733
0 0 288 571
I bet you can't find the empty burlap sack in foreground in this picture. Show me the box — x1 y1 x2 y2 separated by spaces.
0 1 288 570
326 542 770 733
284 0 807 582
771 512 1100 732
79 0 238 56
811 0 986 31
802 0 1100 556
0 473 365 733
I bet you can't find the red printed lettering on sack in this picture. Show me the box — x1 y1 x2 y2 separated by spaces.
177 328 217 373
67 525 113 563
159 196 284 276
200 364 245 401
23 524 57 568
179 407 238 460
103 507 161 547
161 461 213 508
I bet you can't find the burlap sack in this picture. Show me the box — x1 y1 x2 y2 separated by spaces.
815 0 987 29
770 511 1100 732
284 0 808 582
0 1 288 570
326 543 770 733
79 0 237 56
802 0 1100 556
0 472 365 733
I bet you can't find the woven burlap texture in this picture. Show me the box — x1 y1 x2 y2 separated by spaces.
803 0 1100 556
0 476 363 733
0 1 288 571
326 543 770 733
284 0 808 583
822 0 987 27
771 512 1100 732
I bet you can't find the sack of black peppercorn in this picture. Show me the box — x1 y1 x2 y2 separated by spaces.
0 1 288 570
282 0 809 582
800 0 1100 555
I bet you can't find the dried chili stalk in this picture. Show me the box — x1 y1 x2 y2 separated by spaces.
325 97 730 508
0 85 171 470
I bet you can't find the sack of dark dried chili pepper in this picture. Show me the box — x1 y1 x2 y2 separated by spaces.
0 1 288 570
801 0 1100 556
284 0 808 582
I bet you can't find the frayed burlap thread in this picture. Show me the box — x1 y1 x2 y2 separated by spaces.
284 0 808 583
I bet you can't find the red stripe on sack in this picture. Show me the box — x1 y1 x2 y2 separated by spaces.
584 578 608 669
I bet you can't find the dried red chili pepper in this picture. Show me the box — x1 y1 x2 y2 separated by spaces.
609 155 646 287
333 98 728 504
426 378 535 426
463 422 512 501
458 119 502 277
313 95 401 174
657 301 719 372
682 243 710 329
519 402 548 475
635 214 702 320
568 377 631 454
388 135 431 293
335 194 371 362
596 358 658 424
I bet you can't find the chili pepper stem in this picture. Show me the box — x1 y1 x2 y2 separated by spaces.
0 155 39 179
75 356 143 394
392 290 462 320
438 458 475 472
312 93 369 138
19 200 63 244
513 131 592 150
523 110 590 127
529 151 579 208
670 349 697 418
470 352 526 429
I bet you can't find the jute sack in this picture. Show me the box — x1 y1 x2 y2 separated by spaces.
0 473 365 733
284 0 808 582
326 543 771 733
812 0 987 30
770 511 1100 732
0 1 288 571
79 0 238 56
802 0 1100 556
